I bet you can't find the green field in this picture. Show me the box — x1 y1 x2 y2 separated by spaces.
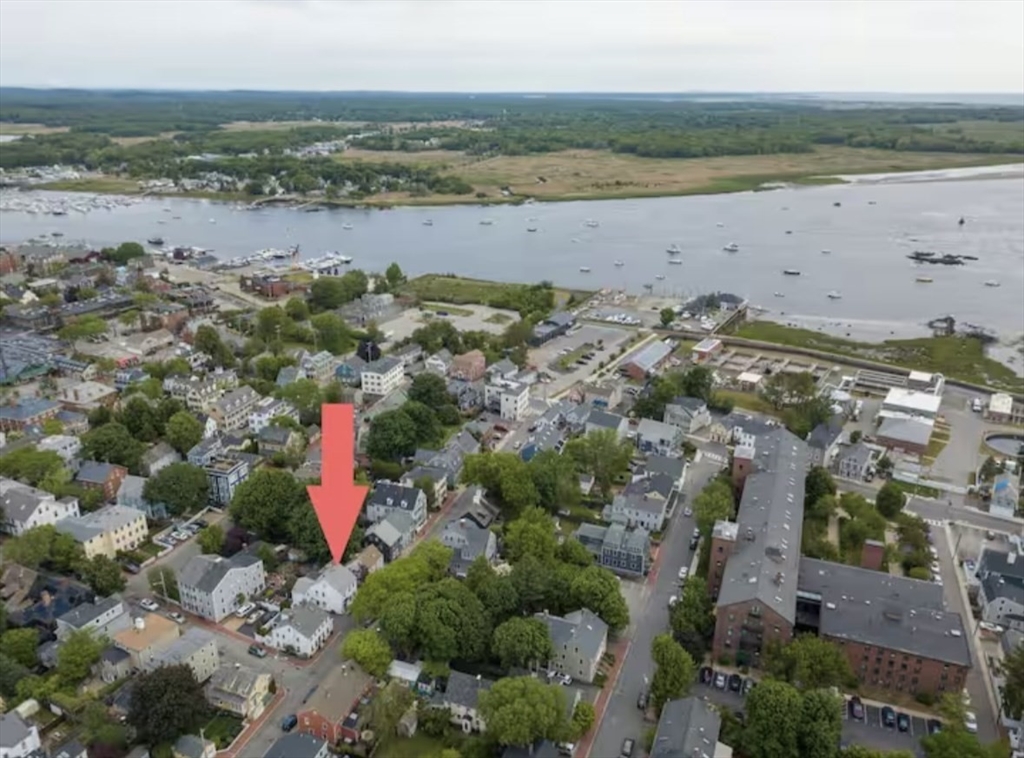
735 321 1024 393
402 274 594 311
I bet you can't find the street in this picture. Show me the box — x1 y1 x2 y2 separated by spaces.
587 458 721 758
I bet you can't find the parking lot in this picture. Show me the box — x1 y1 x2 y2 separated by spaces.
529 323 633 396
693 670 931 756
378 303 520 343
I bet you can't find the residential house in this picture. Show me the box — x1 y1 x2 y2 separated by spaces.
292 564 358 615
37 434 83 466
650 697 729 758
0 397 60 432
664 397 713 434
205 456 250 506
519 425 565 463
990 474 1020 520
55 594 131 642
74 461 128 501
178 552 266 622
210 386 261 431
55 504 148 559
876 416 934 456
95 646 132 683
346 545 384 581
2 565 93 632
642 455 687 492
164 376 221 412
425 349 453 376
365 511 416 563
249 397 300 434
123 329 175 357
392 343 423 368
365 482 427 531
447 379 483 412
360 356 404 396
413 430 480 487
0 712 42 758
636 417 684 457
206 664 273 720
400 466 448 508
171 735 215 758
431 671 495 733
187 435 224 467
257 605 333 658
530 312 575 346
835 442 873 481
585 409 629 440
487 358 518 381
712 412 778 447
450 350 486 382
112 612 181 670
56 409 89 434
976 547 1024 633
334 356 366 386
485 378 530 422
276 366 301 388
114 367 150 392
259 426 303 457
147 627 219 682
264 734 329 758
604 474 675 532
583 381 622 410
575 523 651 578
140 442 180 477
0 479 80 536
52 740 88 758
535 608 608 684
440 516 498 578
58 380 118 412
807 415 846 468
300 351 335 384
621 340 672 380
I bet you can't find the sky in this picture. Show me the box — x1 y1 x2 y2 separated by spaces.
0 0 1022 93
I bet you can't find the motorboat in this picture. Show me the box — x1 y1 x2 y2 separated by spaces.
480 219 494 226
147 237 164 246
655 274 666 280
584 220 599 228
342 223 353 230
571 238 581 243
774 292 785 298
666 244 682 255
209 218 216 223
716 222 724 228
821 249 831 255
783 269 801 276
785 230 792 235
723 243 739 252
833 202 841 207
915 276 934 283
423 219 433 226
959 216 966 226
668 258 683 265
527 227 538 233
827 291 842 299
613 260 624 267
984 280 1000 287
579 266 591 273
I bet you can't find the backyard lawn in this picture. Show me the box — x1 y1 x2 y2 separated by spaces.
203 713 244 749
376 733 448 758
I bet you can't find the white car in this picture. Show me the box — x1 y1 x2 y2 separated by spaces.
678 566 689 582
169 612 185 624
668 595 678 608
683 506 693 517
558 674 573 686
171 531 190 542
964 711 978 734
235 602 256 618
139 598 159 612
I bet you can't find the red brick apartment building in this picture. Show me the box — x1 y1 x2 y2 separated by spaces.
710 428 971 698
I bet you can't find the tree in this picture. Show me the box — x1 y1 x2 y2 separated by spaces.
378 591 419 658
478 676 568 747
385 262 406 287
462 453 539 518
0 654 30 700
492 617 554 670
144 463 210 516
82 422 144 470
341 629 394 677
148 566 179 601
762 371 818 410
678 365 715 402
0 628 39 668
230 468 307 542
0 446 65 485
408 372 451 409
197 524 225 555
82 555 127 596
350 541 453 621
417 578 491 662
366 408 420 460
2 525 83 572
805 466 837 508
763 634 853 691
798 688 843 758
477 574 522 625
56 629 103 687
164 411 204 454
568 700 596 741
369 679 416 740
659 307 676 327
193 324 235 368
649 634 696 711
128 664 208 745
109 241 146 265
850 430 863 444
504 507 558 563
556 537 594 567
743 679 804 758
58 315 107 342
876 482 907 519
284 297 310 321
564 429 633 500
41 418 63 435
118 396 161 442
569 565 630 633
669 575 714 639
529 449 581 512
311 311 353 355
692 480 735 536
841 748 915 758
1000 641 1024 721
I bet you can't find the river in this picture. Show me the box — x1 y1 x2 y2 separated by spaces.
2 167 1023 346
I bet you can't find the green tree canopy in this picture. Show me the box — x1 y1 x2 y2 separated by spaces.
128 664 208 745
349 541 453 621
341 629 394 677
503 507 558 563
143 462 210 516
197 524 225 555
164 411 204 454
492 617 554 670
81 555 127 596
82 422 144 471
0 628 39 668
478 676 568 747
649 634 697 711
569 565 630 633
876 481 907 519
743 678 804 758
692 479 736 535
564 428 633 500
763 634 854 690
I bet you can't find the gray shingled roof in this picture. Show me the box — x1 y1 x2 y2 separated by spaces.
367 482 423 514
651 696 722 758
0 712 33 749
0 479 51 524
280 604 330 638
977 548 1024 582
716 428 807 624
75 460 119 484
644 455 685 482
178 553 261 594
535 608 608 663
433 671 495 710
57 594 123 629
669 396 707 414
877 417 933 446
150 627 217 669
264 733 326 758
807 415 845 450
587 409 625 431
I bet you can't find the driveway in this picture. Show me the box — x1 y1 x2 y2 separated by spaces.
125 512 232 600
931 398 987 484
529 324 633 397
586 459 720 758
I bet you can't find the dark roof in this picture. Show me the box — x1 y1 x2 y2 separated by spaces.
0 397 60 421
264 733 326 758
807 415 846 450
977 548 1024 582
57 594 124 629
75 460 120 484
259 425 294 445
669 396 707 413
981 572 1024 605
433 671 494 710
644 455 685 482
100 646 131 665
368 482 424 513
651 697 722 758
52 740 87 758
587 409 625 431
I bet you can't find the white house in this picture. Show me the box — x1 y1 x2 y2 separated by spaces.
55 594 131 642
210 386 261 431
635 418 684 457
430 671 495 733
585 410 629 441
365 482 428 531
248 397 301 434
147 627 220 683
0 712 42 758
257 605 333 658
360 356 404 396
0 478 80 536
291 564 358 615
178 553 266 622
425 349 453 376
663 397 713 434
36 434 82 465
484 379 530 422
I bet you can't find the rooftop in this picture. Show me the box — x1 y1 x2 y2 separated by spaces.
113 612 178 652
55 504 145 543
883 387 943 414
178 552 263 595
877 416 934 446
57 594 124 629
276 604 331 639
587 409 625 431
626 340 673 373
535 608 608 662
75 460 122 484
651 696 722 758
264 733 326 758
150 627 217 668
364 356 402 375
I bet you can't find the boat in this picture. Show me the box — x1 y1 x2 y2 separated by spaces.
668 259 683 265
827 291 842 300
915 276 934 283
821 249 831 255
422 219 433 226
342 223 353 230
613 260 624 267
52 231 63 237
571 238 581 243
209 218 216 223
666 244 682 255
723 243 739 253
833 202 841 207
655 274 665 280
783 269 801 276
527 227 538 233
785 230 792 235
716 222 724 228
579 266 591 273
774 292 785 298
984 280 1000 287
480 219 494 226
147 236 164 246
959 216 965 226
584 220 599 228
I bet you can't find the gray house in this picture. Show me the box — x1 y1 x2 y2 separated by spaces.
807 415 846 468
365 510 417 563
440 517 498 578
585 410 629 440
178 553 266 622
636 418 684 457
365 482 427 531
603 473 675 532
651 697 725 758
574 523 650 577
664 397 713 434
535 608 608 683
834 442 873 481
55 594 131 642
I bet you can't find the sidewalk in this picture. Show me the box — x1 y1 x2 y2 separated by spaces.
579 636 630 758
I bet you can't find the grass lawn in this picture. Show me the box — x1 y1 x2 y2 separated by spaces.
376 734 448 758
137 540 164 559
890 480 942 499
735 321 1024 393
715 389 776 415
923 429 951 464
557 342 595 371
402 274 592 310
421 302 474 317
203 713 244 749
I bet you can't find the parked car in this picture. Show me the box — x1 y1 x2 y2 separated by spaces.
848 697 865 721
169 612 185 624
714 672 727 690
637 690 648 710
139 598 159 612
281 714 297 732
193 519 209 528
927 719 943 735
246 610 262 625
896 712 910 732
620 738 635 758
964 711 978 734
235 602 256 618
558 674 573 686
727 674 742 693
683 506 693 517
882 706 896 728
677 566 689 582
741 678 756 696
699 667 713 685
171 531 190 542
248 645 267 659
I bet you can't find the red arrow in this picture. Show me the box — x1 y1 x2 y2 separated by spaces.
307 404 368 564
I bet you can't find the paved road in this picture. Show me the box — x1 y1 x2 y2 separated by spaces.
588 459 722 758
